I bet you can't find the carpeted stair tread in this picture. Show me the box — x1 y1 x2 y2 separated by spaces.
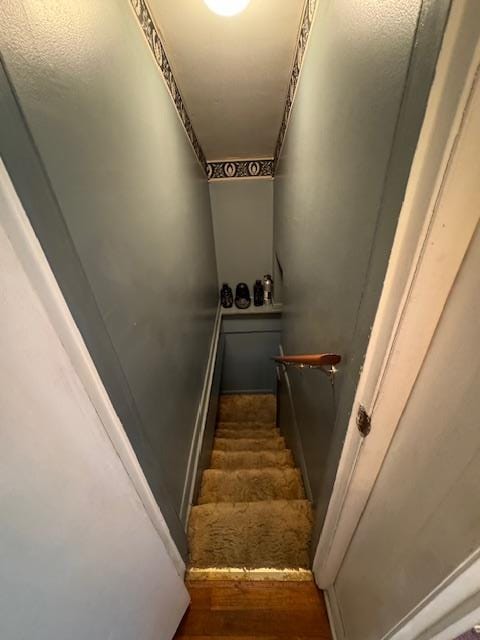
216 427 281 440
217 421 277 431
219 394 276 423
188 500 312 569
210 449 294 470
214 437 286 452
198 468 306 504
188 392 312 571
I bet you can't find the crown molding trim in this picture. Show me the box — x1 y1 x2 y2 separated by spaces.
273 0 318 171
207 159 274 181
131 0 318 181
130 0 208 174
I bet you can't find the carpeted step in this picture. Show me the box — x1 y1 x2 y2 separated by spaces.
198 468 306 504
213 437 286 452
216 427 280 440
219 394 276 423
210 449 294 470
188 500 312 569
217 421 277 431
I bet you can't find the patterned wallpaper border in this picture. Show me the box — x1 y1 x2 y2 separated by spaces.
273 0 317 170
130 0 207 173
207 159 274 181
132 0 317 179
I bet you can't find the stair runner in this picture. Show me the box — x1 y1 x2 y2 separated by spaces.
188 394 313 569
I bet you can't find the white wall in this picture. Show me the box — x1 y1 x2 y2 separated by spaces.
331 13 480 635
210 179 273 291
0 171 189 639
335 223 480 640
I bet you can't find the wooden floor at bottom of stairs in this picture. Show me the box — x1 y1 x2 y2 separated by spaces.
174 579 332 639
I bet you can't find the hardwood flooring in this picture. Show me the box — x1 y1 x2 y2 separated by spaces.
174 580 332 639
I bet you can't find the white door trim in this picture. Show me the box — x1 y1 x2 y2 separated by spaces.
314 0 480 591
0 157 186 578
180 302 222 525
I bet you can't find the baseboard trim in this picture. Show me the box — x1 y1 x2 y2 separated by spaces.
179 303 222 525
325 586 346 640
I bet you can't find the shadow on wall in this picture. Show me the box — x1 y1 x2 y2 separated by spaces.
0 0 218 558
273 0 451 550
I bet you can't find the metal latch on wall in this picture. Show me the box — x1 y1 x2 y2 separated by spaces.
356 405 371 437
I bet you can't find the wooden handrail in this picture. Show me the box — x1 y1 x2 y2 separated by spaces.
274 353 341 368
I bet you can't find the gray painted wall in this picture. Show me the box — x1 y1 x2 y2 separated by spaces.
274 0 450 549
221 315 281 394
210 179 278 396
210 179 274 291
0 0 218 556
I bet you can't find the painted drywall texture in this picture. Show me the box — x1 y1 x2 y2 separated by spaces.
0 0 218 555
210 179 274 291
336 224 480 639
0 213 189 640
210 180 278 395
274 0 449 547
221 316 281 394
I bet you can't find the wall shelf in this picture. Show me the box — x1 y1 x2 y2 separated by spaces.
221 303 283 317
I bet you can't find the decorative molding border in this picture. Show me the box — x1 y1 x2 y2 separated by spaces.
207 159 274 181
131 0 318 179
207 0 317 179
130 0 207 173
273 0 317 170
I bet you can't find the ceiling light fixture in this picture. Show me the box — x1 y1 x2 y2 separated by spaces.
203 0 251 17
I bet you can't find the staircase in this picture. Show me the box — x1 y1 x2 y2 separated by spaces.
188 394 313 570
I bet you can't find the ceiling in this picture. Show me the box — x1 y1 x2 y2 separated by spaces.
148 0 305 161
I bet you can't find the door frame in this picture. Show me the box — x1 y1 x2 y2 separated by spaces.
313 0 480 633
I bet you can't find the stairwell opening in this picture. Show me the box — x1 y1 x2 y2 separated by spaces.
188 391 313 576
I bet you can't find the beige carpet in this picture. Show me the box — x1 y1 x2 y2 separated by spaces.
216 427 280 439
188 394 313 570
218 394 277 423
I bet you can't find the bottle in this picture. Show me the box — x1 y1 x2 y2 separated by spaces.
235 282 251 309
253 280 264 306
263 274 274 305
220 283 233 308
